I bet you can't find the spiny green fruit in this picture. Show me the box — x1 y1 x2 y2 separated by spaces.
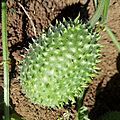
19 17 100 108
98 111 120 120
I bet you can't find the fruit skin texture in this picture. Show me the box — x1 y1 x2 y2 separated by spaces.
19 18 100 108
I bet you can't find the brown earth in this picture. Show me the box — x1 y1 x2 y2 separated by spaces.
0 0 120 120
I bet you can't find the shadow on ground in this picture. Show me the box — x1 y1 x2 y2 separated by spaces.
89 53 120 120
52 0 90 24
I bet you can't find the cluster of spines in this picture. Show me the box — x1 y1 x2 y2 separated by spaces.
19 17 100 108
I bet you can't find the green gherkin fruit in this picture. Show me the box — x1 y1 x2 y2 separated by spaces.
19 17 100 108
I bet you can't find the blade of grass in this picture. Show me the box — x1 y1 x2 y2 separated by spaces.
105 26 120 52
102 0 110 24
88 0 105 27
93 0 98 10
2 0 9 120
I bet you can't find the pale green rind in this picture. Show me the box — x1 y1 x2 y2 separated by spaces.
19 18 100 108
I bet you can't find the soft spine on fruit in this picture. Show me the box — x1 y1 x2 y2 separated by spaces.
19 17 100 108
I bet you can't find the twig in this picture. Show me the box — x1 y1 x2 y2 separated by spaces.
18 3 37 37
